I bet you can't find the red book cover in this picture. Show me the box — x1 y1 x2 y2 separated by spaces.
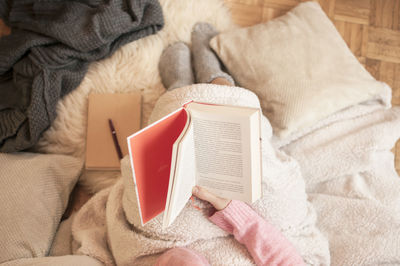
127 108 188 224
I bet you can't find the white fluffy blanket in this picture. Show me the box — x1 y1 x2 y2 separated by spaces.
71 82 400 266
71 84 330 265
278 90 400 265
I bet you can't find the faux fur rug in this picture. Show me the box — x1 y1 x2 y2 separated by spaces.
34 0 236 193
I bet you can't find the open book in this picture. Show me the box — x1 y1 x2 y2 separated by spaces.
127 101 262 228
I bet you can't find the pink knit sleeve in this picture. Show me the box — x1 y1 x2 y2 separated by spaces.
209 200 305 266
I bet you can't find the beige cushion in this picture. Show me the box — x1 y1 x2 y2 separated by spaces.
210 1 387 138
0 153 82 263
1 255 103 266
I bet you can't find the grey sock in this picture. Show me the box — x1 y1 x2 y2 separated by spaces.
159 42 194 90
191 22 234 85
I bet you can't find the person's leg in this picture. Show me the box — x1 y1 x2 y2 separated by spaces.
159 42 194 90
191 22 234 85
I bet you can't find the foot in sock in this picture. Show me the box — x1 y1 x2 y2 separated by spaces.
159 42 194 90
191 22 234 85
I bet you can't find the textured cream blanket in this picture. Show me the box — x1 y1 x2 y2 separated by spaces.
70 82 400 266
71 84 330 265
279 96 400 265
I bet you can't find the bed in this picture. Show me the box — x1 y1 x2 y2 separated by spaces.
1 1 400 265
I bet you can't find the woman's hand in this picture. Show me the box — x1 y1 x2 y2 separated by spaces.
192 186 231 211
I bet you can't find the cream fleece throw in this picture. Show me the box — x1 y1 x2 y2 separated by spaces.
71 82 400 265
279 98 400 264
71 84 330 265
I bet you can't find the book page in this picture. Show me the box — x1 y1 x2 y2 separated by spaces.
187 102 261 204
163 122 196 228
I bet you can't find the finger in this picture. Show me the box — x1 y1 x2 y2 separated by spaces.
192 186 217 203
192 186 231 210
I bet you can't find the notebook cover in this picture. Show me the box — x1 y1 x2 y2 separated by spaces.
85 92 141 170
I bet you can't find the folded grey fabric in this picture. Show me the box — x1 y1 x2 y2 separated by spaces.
0 0 163 152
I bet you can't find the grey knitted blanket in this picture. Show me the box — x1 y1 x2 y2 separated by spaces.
0 0 163 152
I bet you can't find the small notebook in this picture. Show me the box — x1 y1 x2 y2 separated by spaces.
85 92 141 170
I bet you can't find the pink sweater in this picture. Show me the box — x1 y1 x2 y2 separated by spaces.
156 200 305 266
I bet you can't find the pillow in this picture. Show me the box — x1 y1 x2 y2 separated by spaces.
210 1 387 138
1 255 103 266
0 153 82 264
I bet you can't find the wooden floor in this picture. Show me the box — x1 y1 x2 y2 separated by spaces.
1 1 399 174
224 0 400 175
